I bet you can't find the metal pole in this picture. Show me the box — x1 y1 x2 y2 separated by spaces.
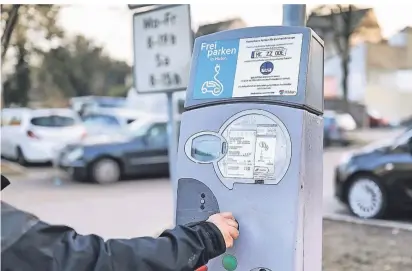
282 4 307 26
166 92 178 221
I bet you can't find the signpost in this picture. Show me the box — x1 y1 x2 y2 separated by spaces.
133 5 192 94
282 4 307 27
132 4 192 213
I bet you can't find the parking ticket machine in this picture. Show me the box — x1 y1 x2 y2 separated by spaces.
175 26 324 271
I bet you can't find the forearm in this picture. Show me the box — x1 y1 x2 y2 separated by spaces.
105 221 225 271
2 216 225 271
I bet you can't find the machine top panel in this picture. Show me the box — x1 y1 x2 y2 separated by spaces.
184 26 324 114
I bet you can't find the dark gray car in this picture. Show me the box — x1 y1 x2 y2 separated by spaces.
58 116 179 184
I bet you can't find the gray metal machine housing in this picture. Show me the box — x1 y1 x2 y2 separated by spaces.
176 26 324 271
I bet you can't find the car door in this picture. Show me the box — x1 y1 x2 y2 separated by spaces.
127 122 169 174
144 122 169 166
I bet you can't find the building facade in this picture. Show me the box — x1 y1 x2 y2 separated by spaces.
309 7 412 123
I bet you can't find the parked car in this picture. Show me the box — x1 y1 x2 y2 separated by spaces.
367 109 389 128
1 108 85 165
334 128 412 219
81 109 153 136
335 112 357 131
399 115 412 128
57 116 179 184
70 96 127 116
324 111 350 147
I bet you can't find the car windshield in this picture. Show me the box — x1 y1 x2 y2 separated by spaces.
393 128 412 147
31 115 76 127
83 114 120 127
127 119 155 137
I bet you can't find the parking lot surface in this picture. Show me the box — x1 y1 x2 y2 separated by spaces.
2 146 374 239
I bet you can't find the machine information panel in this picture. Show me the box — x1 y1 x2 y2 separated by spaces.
192 34 303 100
219 114 279 181
184 109 292 189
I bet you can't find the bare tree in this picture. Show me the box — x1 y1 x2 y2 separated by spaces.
308 5 360 112
1 4 21 64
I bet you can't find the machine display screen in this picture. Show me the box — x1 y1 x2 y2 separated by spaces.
191 134 222 162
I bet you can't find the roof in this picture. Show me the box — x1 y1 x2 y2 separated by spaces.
29 108 79 118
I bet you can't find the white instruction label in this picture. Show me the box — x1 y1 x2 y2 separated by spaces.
225 130 256 178
232 34 303 97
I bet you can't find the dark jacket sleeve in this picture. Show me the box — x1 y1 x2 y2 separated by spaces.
1 201 226 271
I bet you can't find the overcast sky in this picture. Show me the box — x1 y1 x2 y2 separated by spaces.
57 4 412 64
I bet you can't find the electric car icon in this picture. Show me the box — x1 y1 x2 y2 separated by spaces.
201 64 224 96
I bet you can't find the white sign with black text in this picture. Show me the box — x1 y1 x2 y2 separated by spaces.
133 5 192 93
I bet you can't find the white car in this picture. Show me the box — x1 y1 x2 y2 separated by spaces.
324 110 357 131
1 108 86 164
336 112 357 131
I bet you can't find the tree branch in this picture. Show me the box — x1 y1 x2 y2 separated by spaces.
329 7 344 54
1 4 21 65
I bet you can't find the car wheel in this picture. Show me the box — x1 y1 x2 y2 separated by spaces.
91 158 121 184
347 175 387 219
16 147 27 166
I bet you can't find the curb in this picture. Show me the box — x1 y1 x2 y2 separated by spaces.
323 213 412 232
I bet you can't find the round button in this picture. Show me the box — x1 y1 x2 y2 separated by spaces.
222 254 237 271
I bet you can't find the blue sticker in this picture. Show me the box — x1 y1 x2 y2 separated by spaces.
193 39 240 100
260 61 274 75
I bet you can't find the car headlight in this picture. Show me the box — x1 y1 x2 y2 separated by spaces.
66 147 84 162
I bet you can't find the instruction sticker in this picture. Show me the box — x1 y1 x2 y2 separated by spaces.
232 34 303 97
254 135 277 180
192 34 303 100
225 130 257 179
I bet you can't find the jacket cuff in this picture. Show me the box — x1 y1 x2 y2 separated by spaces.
188 221 226 259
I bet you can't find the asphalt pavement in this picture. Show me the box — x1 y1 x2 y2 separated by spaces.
1 146 356 239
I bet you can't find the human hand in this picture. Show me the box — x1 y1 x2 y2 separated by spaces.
207 212 239 248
